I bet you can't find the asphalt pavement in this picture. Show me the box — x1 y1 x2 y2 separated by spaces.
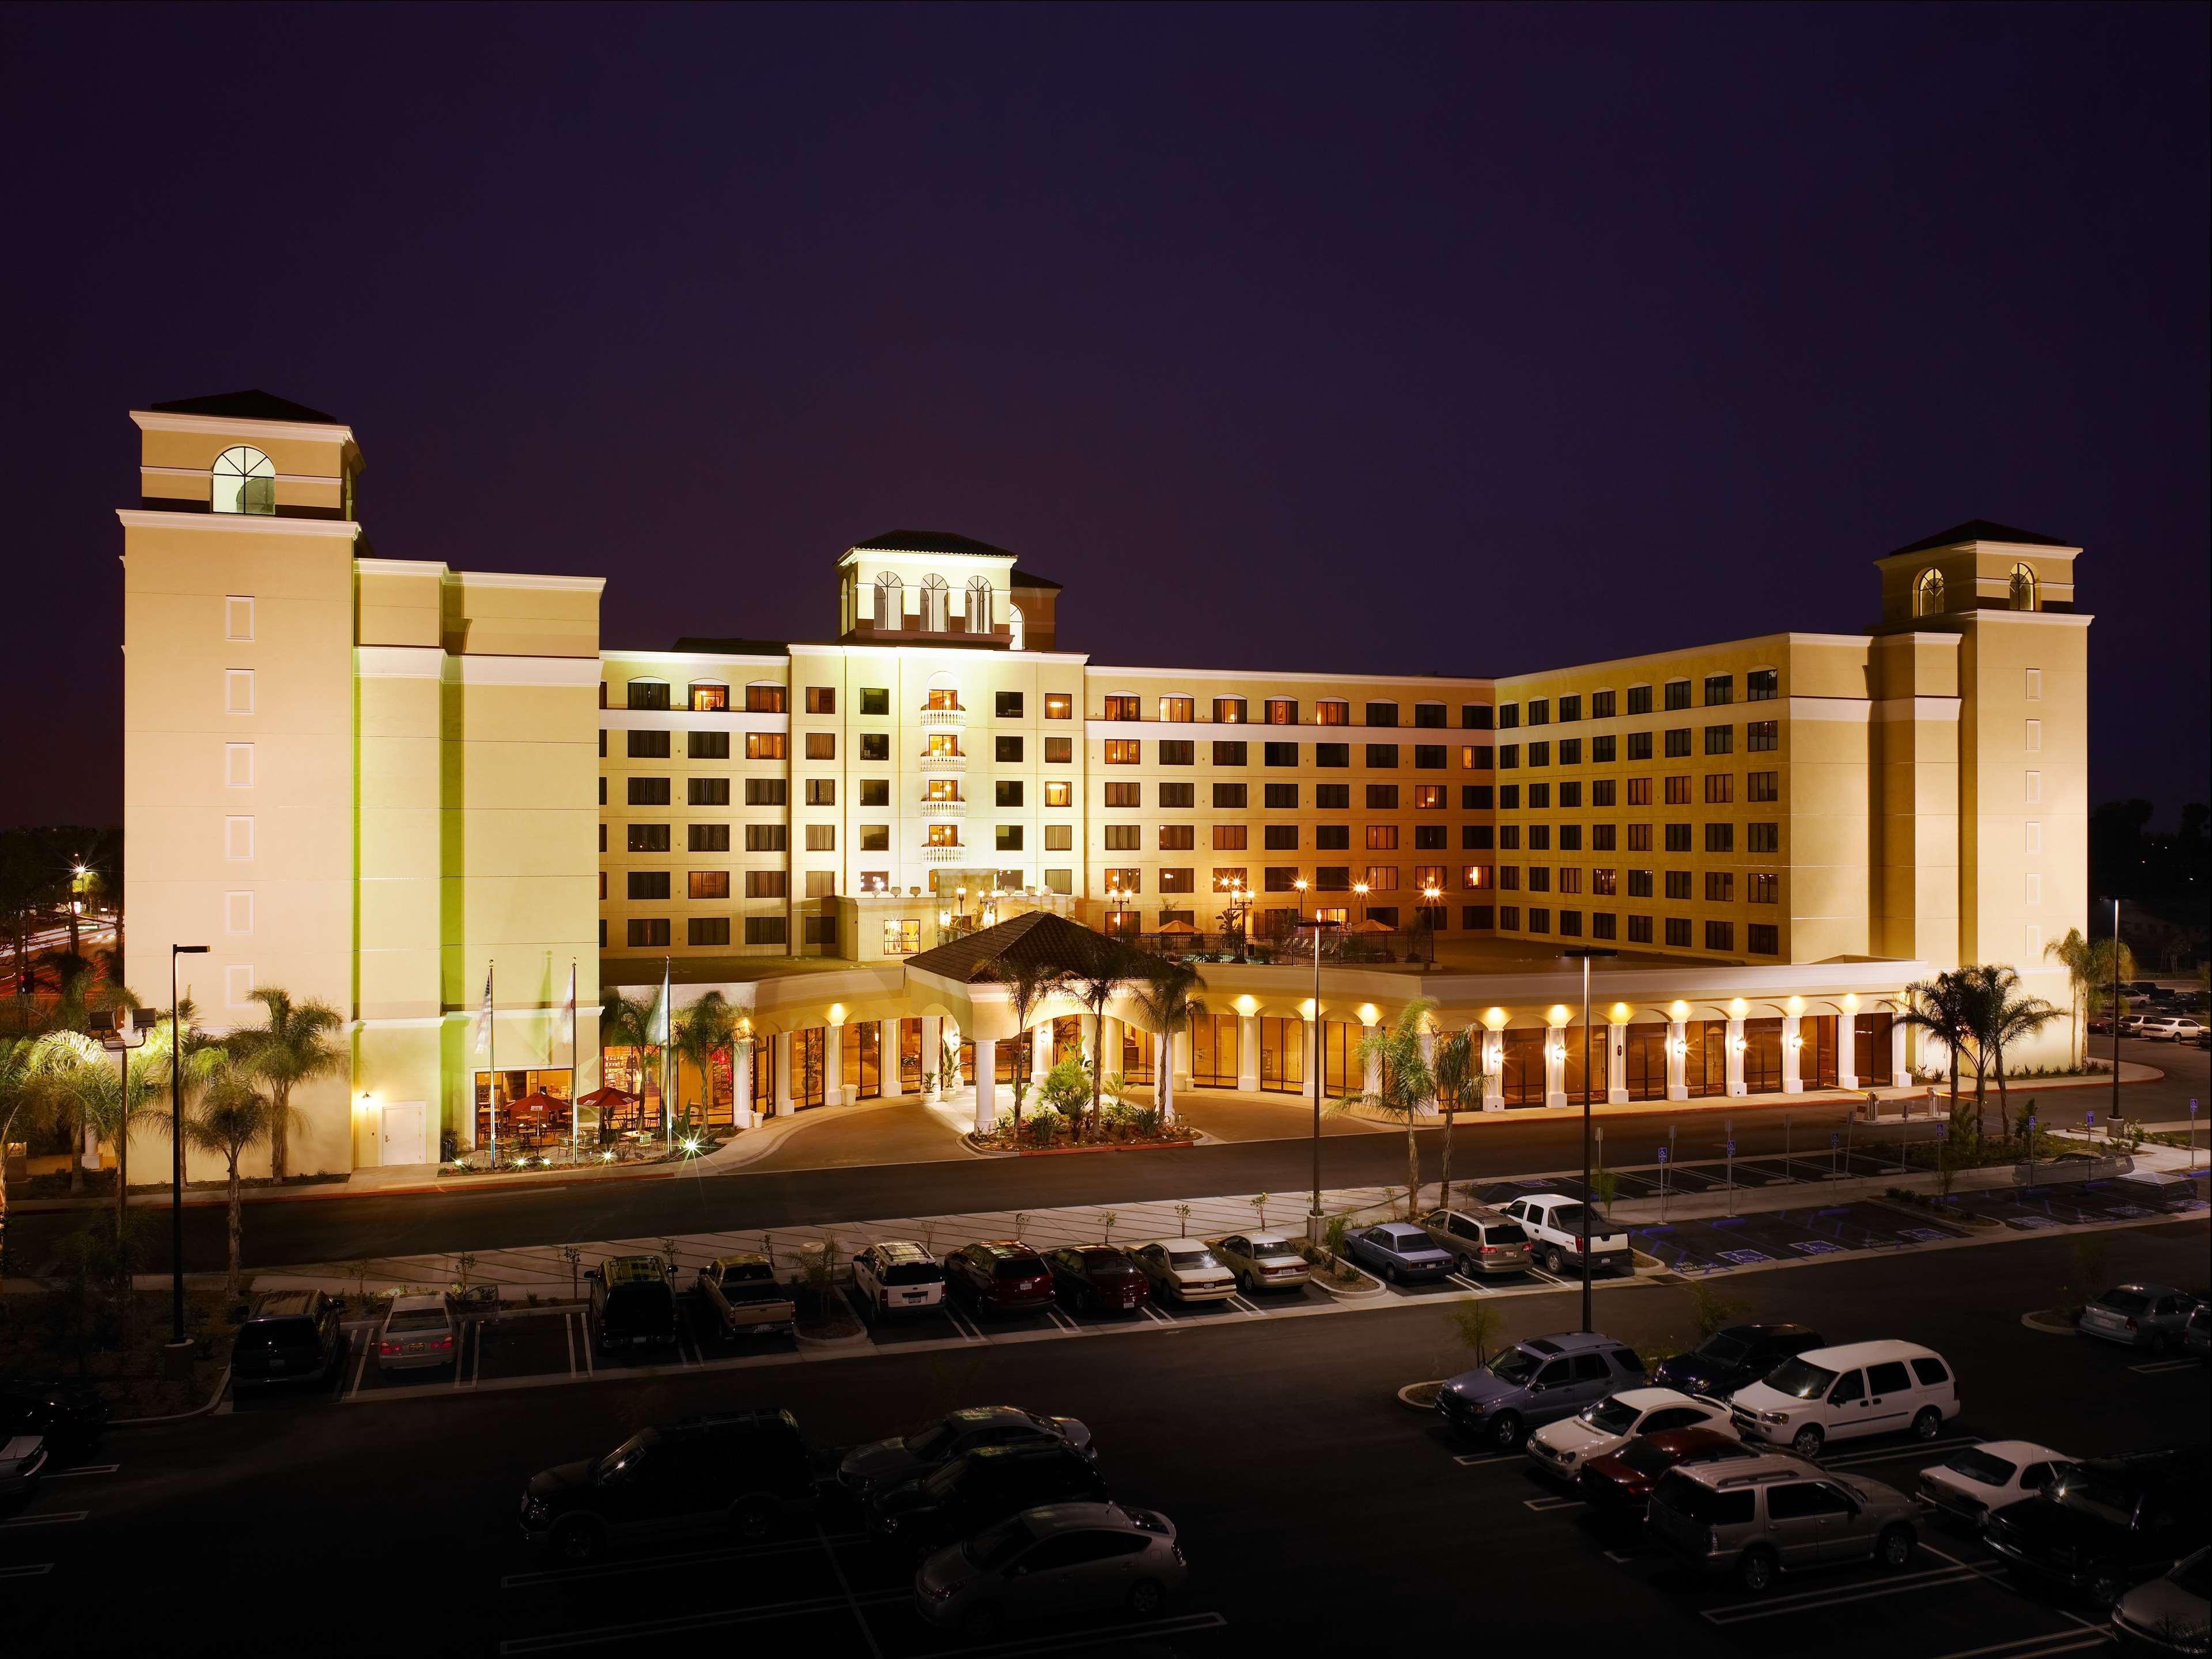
3 1214 2204 1656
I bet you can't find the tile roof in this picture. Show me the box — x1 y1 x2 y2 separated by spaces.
146 388 344 425
905 910 1160 984
1886 519 2074 557
852 530 1018 559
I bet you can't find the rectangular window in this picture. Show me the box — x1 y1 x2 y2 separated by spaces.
744 870 788 898
996 825 1024 852
2025 719 2041 753
1461 863 1492 889
1158 740 1194 766
1664 776 1692 806
1704 674 1733 706
804 732 835 761
1264 741 1299 768
1627 823 1653 852
1498 865 1521 890
1043 692 1072 720
1364 701 1398 728
1315 743 1349 768
627 680 671 711
1366 825 1399 850
804 779 834 806
1264 867 1300 891
1558 781 1581 808
1526 908 1550 934
626 823 670 853
1628 732 1654 762
1158 781 1195 808
1591 867 1617 897
1031 780 1065 809
804 824 834 852
1591 779 1616 808
1159 696 1194 723
1414 824 1446 849
682 730 728 761
1213 783 1247 808
1464 704 1494 730
1410 702 1446 729
1664 680 1692 712
1105 739 1140 765
1461 745 1492 771
1747 720 1778 753
1627 686 1653 716
627 918 671 947
1556 867 1582 894
1499 788 1519 813
1591 690 1615 719
628 777 671 805
854 778 888 808
1102 694 1141 721
687 823 729 853
1105 781 1140 807
1527 784 1551 810
1747 668 1778 702
1265 697 1298 725
1366 784 1400 810
1525 699 1549 727
1316 783 1350 809
1413 784 1445 810
1462 826 1493 851
1750 872 1778 904
803 686 835 715
993 690 1023 718
1704 871 1734 902
1104 825 1142 851
688 777 729 806
1045 736 1072 764
1527 825 1552 851
1364 865 1400 891
1498 905 1519 929
1212 696 1246 724
1528 742 1549 768
743 916 787 946
1213 823 1247 850
1158 867 1195 893
1264 782 1299 809
860 825 890 852
1703 725 1732 755
995 780 1024 807
990 735 1022 764
1558 739 1580 766
1748 822 1779 853
687 870 729 899
745 685 786 714
1314 700 1349 725
1746 923 1778 954
1628 869 1654 898
687 917 731 946
1664 823 1692 852
1414 745 1446 769
1558 825 1582 852
1627 914 1653 943
626 730 670 759
1366 743 1400 768
1264 823 1299 849
1159 825 1196 851
1464 904 1495 929
1703 822 1734 853
1315 825 1349 850
1557 695 1581 724
1499 745 1519 769
1592 824 1616 851
1704 773 1733 804
1704 921 1734 951
1662 729 1690 758
1591 735 1616 766
1747 771 1778 802
1044 824 1073 851
1663 917 1692 947
1212 740 1248 766
745 732 785 761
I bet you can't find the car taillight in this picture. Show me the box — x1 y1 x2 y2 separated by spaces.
434 1335 453 1348
379 1342 399 1356
1480 1245 1496 1254
2124 1318 2138 1330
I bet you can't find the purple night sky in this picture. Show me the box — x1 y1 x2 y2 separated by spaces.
2 6 2203 826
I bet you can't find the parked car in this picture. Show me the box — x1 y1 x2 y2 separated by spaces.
231 1289 347 1390
2111 1546 2210 1655
1345 1222 1453 1284
0 1431 48 1499
2138 1018 2207 1044
697 1254 798 1339
1208 1233 1313 1293
1526 1386 1734 1483
1413 1205 1530 1276
0 1381 107 1455
376 1293 458 1373
945 1242 1057 1319
520 1408 830 1562
1437 1330 1647 1449
1650 1324 1828 1400
868 1441 1110 1556
1043 1245 1151 1314
1646 1453 1921 1593
1499 1193 1634 1277
1578 1426 1757 1525
1728 1340 1958 1459
1129 1239 1236 1304
1986 1449 2212 1608
2081 1285 2200 1354
840 1407 1095 1496
2184 1303 2211 1361
915 1502 1186 1636
850 1241 947 1320
587 1255 680 1354
1916 1441 2070 1533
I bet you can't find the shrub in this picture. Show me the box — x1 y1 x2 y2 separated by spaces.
1445 1300 1504 1366
1687 1279 1746 1341
1026 1109 1064 1148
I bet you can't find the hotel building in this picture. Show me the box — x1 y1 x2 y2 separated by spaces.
119 393 2090 1173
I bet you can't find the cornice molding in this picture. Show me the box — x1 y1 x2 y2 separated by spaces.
116 508 360 539
130 409 357 444
444 655 603 688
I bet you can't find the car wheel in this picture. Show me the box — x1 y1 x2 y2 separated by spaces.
1737 1545 1778 1593
731 1498 777 1541
1791 1423 1825 1459
961 1603 1002 1638
1877 1524 1915 1569
1543 1246 1564 1273
1491 1412 1525 1450
2086 1569 2126 1609
1911 1408 1942 1441
552 1518 605 1563
1126 1578 1166 1617
2148 1331 2173 1356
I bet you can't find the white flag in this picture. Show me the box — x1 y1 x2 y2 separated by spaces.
561 962 577 1052
471 964 494 1057
648 959 671 1048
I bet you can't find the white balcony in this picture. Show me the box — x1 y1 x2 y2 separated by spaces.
918 798 966 819
918 750 966 774
918 706 966 730
921 843 967 864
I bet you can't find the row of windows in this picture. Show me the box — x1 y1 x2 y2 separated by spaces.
1099 696 1487 728
1098 867 1455 895
1496 822 1779 853
1491 867 1781 902
620 682 1086 719
1496 774 1780 808
1485 908 1780 953
1497 722 1779 766
1495 671 1778 728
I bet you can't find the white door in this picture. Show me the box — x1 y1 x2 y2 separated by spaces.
380 1101 427 1166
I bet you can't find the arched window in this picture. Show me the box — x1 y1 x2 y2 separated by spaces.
964 575 992 634
2008 563 2037 611
872 572 903 630
920 573 950 632
211 446 275 515
1008 602 1025 652
1914 568 1946 617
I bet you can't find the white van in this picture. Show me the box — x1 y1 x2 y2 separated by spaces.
1729 1340 1958 1460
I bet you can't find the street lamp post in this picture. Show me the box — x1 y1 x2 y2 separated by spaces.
1305 909 1341 1249
1352 881 1369 928
98 1007 146 1222
1562 946 1617 1333
169 943 209 1371
1420 883 1442 966
2109 898 2122 1128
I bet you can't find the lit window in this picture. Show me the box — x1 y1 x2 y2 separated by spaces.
2008 563 2037 611
211 446 275 515
1915 568 1945 616
872 572 903 629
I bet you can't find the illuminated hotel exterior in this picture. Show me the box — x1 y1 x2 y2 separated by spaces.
119 394 2090 1173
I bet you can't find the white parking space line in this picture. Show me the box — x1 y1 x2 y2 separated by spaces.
818 1522 886 1659
0 1563 55 1579
0 1511 88 1529
498 1589 908 1653
2129 1357 2197 1374
1822 1435 1979 1470
1447 1272 1492 1294
1139 1304 1173 1328
1919 1627 2115 1659
574 1313 594 1375
1522 1495 1583 1512
1044 1307 1079 1332
1915 1541 2108 1635
1526 1266 1574 1287
956 1613 1231 1657
500 1532 865 1589
1226 1293 1267 1316
942 1305 990 1343
467 1321 484 1388
47 1464 119 1479
1454 1452 1521 1468
346 1329 370 1400
678 1325 702 1367
1702 1561 1995 1624
564 1313 577 1376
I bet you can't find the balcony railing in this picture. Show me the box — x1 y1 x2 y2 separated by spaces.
918 706 966 730
921 843 967 864
918 798 966 819
919 750 966 774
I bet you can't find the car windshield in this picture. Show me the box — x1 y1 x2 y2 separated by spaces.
1582 1399 1644 1434
386 1310 447 1333
1695 1333 1750 1365
1249 1238 1294 1256
1167 1248 1221 1271
907 1422 959 1460
923 1457 973 1496
2094 1289 2151 1315
234 1319 315 1350
2050 1469 2141 1528
2171 1553 2212 1597
1764 1358 1840 1400
1617 1438 1678 1477
1078 1249 1128 1271
993 1256 1046 1280
961 1514 1034 1571
1945 1449 2020 1487
1489 1346 1543 1384
597 1434 651 1477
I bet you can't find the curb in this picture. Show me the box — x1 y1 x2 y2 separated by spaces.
1397 1380 1445 1411
795 1325 871 1352
1315 1262 1388 1298
2020 1310 2079 1337
112 1363 232 1427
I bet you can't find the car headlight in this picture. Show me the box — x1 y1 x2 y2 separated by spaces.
524 1501 550 1522
1760 1409 1788 1425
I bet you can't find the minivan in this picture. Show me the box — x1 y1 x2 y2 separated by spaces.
1729 1340 1957 1459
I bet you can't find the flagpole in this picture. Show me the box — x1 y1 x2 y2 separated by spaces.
661 957 674 1148
567 960 578 1161
487 960 498 1165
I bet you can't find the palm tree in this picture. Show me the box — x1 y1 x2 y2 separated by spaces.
1066 966 1136 1135
227 989 346 1181
672 991 738 1132
1431 1023 1480 1211
0 1034 55 1273
600 989 656 1097
981 959 1071 1134
1967 964 2062 1145
1123 963 1205 1126
1333 996 1438 1216
31 1029 169 1241
1902 970 1986 1135
183 1055 301 1300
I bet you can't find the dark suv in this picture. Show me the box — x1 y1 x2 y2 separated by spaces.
1986 1449 2212 1607
944 1242 1056 1318
1651 1324 1827 1400
231 1290 346 1390
520 1409 828 1562
587 1255 680 1354
868 1441 1109 1554
1438 1331 1646 1449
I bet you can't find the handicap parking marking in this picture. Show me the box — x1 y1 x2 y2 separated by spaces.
1715 1248 1775 1265
1786 1239 1847 1256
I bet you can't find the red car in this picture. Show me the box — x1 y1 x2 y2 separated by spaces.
1578 1426 1755 1523
944 1241 1057 1318
1043 1245 1152 1315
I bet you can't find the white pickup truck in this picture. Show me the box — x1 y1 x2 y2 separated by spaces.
1499 1193 1634 1278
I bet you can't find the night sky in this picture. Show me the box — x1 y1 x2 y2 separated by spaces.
3 5 2204 827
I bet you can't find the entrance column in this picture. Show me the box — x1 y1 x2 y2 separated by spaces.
1666 1020 1688 1101
773 1031 794 1117
733 1037 754 1129
879 1018 903 1098
824 1022 845 1106
1103 1016 1125 1078
1482 1028 1504 1110
1033 1021 1054 1081
1838 1012 1858 1091
1608 1021 1629 1105
973 1038 997 1132
1544 1025 1567 1109
1890 1017 1910 1088
1725 1018 1747 1097
1237 1014 1261 1092
1781 1015 1803 1094
1363 1020 1383 1103
920 1016 941 1090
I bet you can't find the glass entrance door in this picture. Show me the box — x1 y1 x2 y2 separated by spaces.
1258 1017 1304 1093
842 1021 880 1099
1190 1013 1239 1088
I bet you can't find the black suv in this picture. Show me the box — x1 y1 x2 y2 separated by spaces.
520 1409 828 1562
231 1290 346 1390
1986 1449 2212 1607
1650 1324 1827 1400
867 1440 1109 1554
0 1381 109 1454
587 1255 680 1354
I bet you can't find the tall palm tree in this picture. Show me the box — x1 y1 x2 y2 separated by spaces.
31 1029 169 1240
672 990 738 1132
1066 966 1135 1134
981 958 1071 1133
1901 970 1985 1132
600 989 656 1097
183 1055 301 1300
1431 1023 1480 1211
1122 963 1205 1125
1333 996 1439 1216
1967 963 2062 1144
2042 929 2093 1070
228 988 346 1181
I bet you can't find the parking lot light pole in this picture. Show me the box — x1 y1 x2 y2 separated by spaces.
2109 899 2122 1128
1306 913 1340 1249
169 943 210 1367
1562 947 1616 1332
